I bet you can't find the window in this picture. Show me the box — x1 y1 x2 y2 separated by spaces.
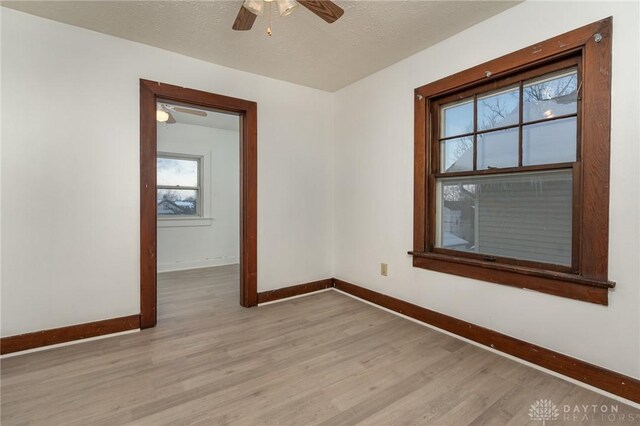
157 154 202 217
435 60 579 269
412 18 614 305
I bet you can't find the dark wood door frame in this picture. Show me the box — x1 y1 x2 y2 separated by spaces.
140 79 258 328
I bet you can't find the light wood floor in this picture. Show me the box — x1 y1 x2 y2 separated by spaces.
2 265 638 425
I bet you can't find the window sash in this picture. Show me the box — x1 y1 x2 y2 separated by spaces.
157 154 202 217
427 55 583 273
434 169 574 273
433 55 581 176
157 189 200 217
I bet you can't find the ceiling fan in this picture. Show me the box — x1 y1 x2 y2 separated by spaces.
156 103 208 124
232 0 344 33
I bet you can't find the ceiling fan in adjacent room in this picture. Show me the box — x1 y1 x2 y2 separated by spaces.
233 0 344 35
156 103 208 124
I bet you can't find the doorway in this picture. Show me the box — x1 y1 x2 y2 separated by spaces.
139 80 257 329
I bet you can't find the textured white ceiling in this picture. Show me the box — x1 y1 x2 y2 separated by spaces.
3 0 519 91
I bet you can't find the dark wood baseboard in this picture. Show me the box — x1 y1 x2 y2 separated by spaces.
333 278 640 404
0 315 141 355
257 279 334 304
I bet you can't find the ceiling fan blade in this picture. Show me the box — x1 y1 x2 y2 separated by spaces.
173 106 208 117
166 111 176 124
232 4 257 31
297 0 344 23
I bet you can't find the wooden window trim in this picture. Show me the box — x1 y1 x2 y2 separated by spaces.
411 18 614 305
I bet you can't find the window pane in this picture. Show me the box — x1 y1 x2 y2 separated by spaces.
157 189 198 216
477 128 518 170
436 170 572 266
441 136 473 172
523 117 577 166
477 86 519 131
523 68 578 122
441 99 473 138
157 157 198 187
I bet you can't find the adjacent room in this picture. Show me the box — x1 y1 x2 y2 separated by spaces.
1 1 639 424
155 101 241 323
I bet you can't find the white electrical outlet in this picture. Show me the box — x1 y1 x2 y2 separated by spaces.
381 263 388 276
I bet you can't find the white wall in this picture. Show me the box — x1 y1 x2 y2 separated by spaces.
332 1 640 378
1 8 333 336
157 123 240 272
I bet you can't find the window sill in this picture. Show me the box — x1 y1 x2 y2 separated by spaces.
157 217 213 228
408 251 614 305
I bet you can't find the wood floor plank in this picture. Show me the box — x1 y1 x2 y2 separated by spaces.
1 264 638 425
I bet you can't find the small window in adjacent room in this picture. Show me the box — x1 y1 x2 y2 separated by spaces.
157 154 202 217
411 18 614 305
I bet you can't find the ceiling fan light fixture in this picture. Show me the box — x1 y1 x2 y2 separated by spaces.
232 0 343 32
277 0 298 16
243 0 264 16
156 109 169 122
